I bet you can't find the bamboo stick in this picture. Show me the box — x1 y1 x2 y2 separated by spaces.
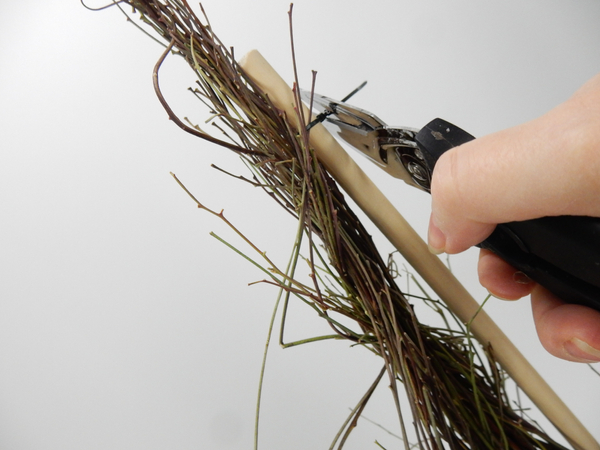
239 49 599 450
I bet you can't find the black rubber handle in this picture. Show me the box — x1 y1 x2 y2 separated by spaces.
416 118 600 311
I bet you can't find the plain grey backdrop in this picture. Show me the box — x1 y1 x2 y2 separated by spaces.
1 1 599 448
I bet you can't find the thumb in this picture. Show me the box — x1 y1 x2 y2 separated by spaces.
428 82 600 254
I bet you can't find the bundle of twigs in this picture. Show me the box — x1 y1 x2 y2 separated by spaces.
87 1 578 448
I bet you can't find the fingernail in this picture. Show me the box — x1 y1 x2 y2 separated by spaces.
565 338 600 363
486 289 515 301
513 271 532 285
428 216 446 255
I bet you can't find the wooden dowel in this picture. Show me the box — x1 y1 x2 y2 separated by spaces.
239 49 598 450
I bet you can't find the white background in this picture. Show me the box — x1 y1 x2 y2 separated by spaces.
1 1 599 449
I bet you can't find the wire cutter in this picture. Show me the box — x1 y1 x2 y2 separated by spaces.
301 88 600 312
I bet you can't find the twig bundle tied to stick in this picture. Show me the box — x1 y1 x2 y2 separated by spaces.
88 1 598 449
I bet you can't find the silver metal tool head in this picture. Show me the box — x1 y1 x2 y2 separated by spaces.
301 89 430 190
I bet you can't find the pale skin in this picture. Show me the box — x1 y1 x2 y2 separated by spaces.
427 72 600 363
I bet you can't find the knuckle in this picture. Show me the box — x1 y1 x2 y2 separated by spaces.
431 148 465 216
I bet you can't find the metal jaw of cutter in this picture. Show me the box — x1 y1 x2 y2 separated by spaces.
300 90 432 191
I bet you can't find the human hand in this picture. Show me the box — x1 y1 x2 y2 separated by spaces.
427 73 600 362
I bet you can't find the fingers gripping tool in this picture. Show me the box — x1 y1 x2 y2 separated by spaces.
301 88 600 312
